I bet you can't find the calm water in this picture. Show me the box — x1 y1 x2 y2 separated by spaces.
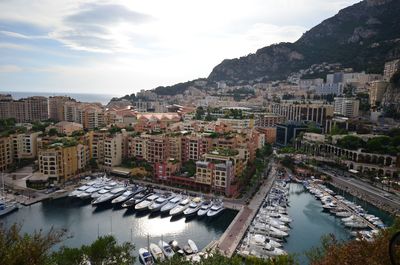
284 183 351 263
0 91 119 105
1 198 237 264
284 183 394 264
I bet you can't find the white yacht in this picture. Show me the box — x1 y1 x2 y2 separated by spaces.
207 200 224 217
148 193 175 212
160 195 182 214
135 194 159 211
91 187 126 206
170 197 190 216
122 190 151 208
197 200 212 217
183 197 203 217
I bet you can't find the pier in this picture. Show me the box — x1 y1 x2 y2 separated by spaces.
216 166 277 257
309 183 378 230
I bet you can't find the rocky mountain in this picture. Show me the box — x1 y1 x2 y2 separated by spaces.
208 0 400 83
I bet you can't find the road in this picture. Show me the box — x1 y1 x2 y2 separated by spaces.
316 167 400 214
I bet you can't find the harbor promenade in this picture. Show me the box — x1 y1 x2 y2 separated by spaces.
216 166 277 257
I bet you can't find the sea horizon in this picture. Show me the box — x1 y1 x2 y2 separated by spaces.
0 91 124 105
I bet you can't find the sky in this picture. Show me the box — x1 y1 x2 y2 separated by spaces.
0 0 360 96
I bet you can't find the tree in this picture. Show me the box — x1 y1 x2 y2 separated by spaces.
336 135 365 150
343 84 356 97
48 128 58 136
0 223 65 265
49 236 135 265
306 218 400 265
195 107 205 120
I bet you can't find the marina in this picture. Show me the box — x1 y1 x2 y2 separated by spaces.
0 171 395 263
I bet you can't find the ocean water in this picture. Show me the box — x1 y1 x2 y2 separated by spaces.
0 91 121 105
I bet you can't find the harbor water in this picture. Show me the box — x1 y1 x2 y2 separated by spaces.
1 197 237 264
284 183 393 264
1 183 394 264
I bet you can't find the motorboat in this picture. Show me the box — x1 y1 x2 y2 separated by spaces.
111 190 135 205
138 248 154 265
91 187 126 206
149 243 165 262
122 190 151 208
69 185 90 197
258 243 287 256
188 239 198 254
251 223 289 238
170 197 190 216
183 197 203 217
197 200 212 217
135 194 159 211
148 193 175 212
160 195 182 214
207 200 224 217
247 233 282 248
90 186 112 199
0 200 18 217
169 240 185 256
111 185 145 205
344 221 368 229
158 240 174 259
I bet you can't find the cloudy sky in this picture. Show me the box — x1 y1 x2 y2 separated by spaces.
0 0 360 96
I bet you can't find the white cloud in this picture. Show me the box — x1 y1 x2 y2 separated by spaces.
0 65 23 73
0 0 361 94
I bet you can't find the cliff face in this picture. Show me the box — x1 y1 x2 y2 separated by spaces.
208 0 400 83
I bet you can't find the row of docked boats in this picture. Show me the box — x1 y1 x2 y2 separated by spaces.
69 176 225 218
238 178 291 259
139 238 203 264
304 181 385 241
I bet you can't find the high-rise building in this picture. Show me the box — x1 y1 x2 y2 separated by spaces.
368 81 389 108
0 96 48 123
38 143 79 183
334 97 360 118
0 136 13 171
384 59 400 81
270 102 334 129
49 96 75 121
276 122 308 146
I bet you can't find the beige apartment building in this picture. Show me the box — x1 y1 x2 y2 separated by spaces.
11 132 40 160
38 144 79 183
104 134 123 168
368 80 388 108
384 59 400 81
270 102 334 128
0 136 13 171
0 96 48 123
49 96 75 121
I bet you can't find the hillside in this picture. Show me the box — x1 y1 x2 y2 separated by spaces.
208 0 400 83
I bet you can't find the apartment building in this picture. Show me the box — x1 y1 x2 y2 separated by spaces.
254 113 286 128
0 96 48 123
64 102 105 130
368 81 388 107
0 136 13 171
49 96 75 121
38 143 79 183
270 102 334 129
195 149 243 196
216 118 254 131
104 134 123 168
181 134 212 162
334 97 360 118
384 59 400 81
11 132 40 160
